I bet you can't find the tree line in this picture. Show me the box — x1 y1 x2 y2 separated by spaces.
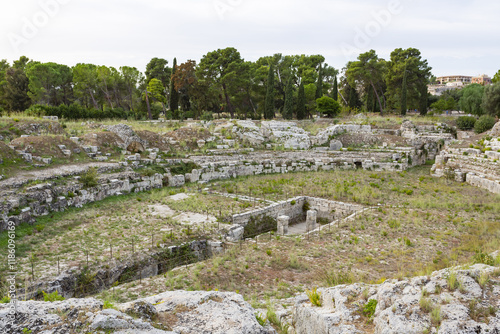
0 47 496 120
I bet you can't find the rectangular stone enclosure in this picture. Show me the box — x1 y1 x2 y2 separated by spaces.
231 196 363 235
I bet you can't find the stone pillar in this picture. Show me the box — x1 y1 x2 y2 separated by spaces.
306 210 317 232
277 215 289 235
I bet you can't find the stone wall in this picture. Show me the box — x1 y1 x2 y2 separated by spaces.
232 197 307 226
0 171 164 232
19 239 223 300
231 196 364 227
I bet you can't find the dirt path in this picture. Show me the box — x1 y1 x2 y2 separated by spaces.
0 162 121 190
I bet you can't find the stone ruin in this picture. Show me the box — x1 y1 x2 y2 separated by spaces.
226 196 363 241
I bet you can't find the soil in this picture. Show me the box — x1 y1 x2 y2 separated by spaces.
0 120 66 140
164 127 211 148
136 130 172 151
10 135 83 159
80 132 124 154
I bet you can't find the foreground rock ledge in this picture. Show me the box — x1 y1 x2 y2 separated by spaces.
0 290 271 334
293 263 500 334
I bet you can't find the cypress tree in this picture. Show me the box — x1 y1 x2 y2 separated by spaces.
264 64 275 119
401 62 407 115
169 57 179 115
315 63 323 99
283 79 294 120
332 75 338 101
297 81 306 120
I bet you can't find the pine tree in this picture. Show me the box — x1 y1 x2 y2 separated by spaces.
315 63 323 99
264 64 275 119
401 63 407 115
169 57 179 115
297 81 306 120
332 75 338 101
283 79 294 120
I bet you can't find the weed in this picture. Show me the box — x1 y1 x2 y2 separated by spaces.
306 287 322 307
362 299 377 318
42 290 65 302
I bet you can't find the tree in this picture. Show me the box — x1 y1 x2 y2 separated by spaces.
283 79 294 120
146 78 167 114
197 47 245 118
385 48 432 112
120 66 142 111
401 62 407 115
297 81 306 120
0 60 10 109
345 50 386 114
315 63 323 99
73 63 99 109
316 96 340 117
4 56 31 111
460 84 485 115
492 70 500 84
264 64 275 119
171 60 197 115
332 75 338 101
145 58 170 88
482 83 500 117
169 58 179 113
26 62 73 106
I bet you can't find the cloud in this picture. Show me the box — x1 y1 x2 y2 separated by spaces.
0 0 498 76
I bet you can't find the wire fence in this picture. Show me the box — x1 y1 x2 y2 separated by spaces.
10 202 386 301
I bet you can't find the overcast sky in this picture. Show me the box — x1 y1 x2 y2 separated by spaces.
1 0 499 77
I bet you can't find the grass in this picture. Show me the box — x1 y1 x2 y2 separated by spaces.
2 165 500 309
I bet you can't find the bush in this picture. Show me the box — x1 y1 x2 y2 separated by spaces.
316 96 341 117
306 287 322 306
474 115 496 134
362 299 377 318
42 290 65 302
79 168 99 188
456 116 476 130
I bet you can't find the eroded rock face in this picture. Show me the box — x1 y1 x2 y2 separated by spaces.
292 264 500 334
108 124 148 153
0 291 270 334
122 290 270 334
233 120 266 146
261 121 311 150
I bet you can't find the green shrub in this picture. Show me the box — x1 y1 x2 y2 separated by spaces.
456 116 476 130
473 251 495 266
255 313 267 326
42 290 65 302
79 168 98 188
362 299 377 318
474 115 496 134
0 296 11 303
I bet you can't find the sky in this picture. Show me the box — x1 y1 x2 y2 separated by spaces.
1 0 499 78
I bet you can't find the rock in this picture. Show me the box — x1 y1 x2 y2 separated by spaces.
489 121 500 136
226 224 244 242
329 139 343 151
108 124 148 153
134 290 270 334
261 121 311 150
233 120 265 146
292 263 500 334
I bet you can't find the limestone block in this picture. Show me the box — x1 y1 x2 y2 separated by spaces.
277 215 289 235
306 210 317 232
329 139 343 151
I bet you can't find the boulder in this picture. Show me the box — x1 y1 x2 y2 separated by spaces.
226 224 244 242
108 124 148 153
261 121 311 150
329 139 343 151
